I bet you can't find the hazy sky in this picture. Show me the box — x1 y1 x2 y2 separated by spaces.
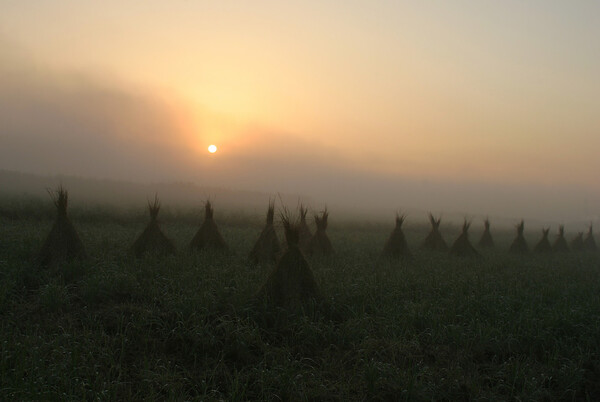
1 1 599 222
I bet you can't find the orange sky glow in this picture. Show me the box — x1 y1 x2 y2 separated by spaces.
1 1 599 221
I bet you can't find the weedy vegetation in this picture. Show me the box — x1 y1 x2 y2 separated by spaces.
571 232 584 251
421 214 448 251
189 200 228 253
1 197 599 400
381 214 411 260
248 200 281 265
449 220 479 257
509 220 529 254
478 218 494 249
534 228 552 253
131 195 176 258
38 186 86 266
297 204 313 254
552 225 570 253
308 208 334 257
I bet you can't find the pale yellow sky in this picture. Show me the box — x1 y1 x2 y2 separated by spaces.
1 1 599 220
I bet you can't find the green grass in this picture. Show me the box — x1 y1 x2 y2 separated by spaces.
1 207 599 400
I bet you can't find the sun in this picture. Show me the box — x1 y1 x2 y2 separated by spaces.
208 144 217 153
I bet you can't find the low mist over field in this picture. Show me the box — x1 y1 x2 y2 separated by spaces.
0 170 597 232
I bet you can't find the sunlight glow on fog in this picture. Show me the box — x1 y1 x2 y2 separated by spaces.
0 1 599 221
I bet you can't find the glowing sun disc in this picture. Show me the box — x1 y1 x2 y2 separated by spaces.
208 145 217 153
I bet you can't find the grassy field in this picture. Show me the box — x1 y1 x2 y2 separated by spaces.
1 203 599 400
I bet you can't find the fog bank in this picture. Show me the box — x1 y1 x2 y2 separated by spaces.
1 52 598 226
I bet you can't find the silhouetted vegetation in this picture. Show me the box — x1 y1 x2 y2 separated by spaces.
534 228 552 253
1 198 599 400
478 218 494 248
571 232 584 251
308 208 334 256
449 220 479 257
248 200 280 265
189 200 228 252
297 204 312 253
552 225 570 252
381 214 411 259
257 211 320 307
38 186 85 266
421 213 448 251
131 195 176 258
509 220 529 254
584 224 597 251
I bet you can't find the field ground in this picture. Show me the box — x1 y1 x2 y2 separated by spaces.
1 203 599 400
